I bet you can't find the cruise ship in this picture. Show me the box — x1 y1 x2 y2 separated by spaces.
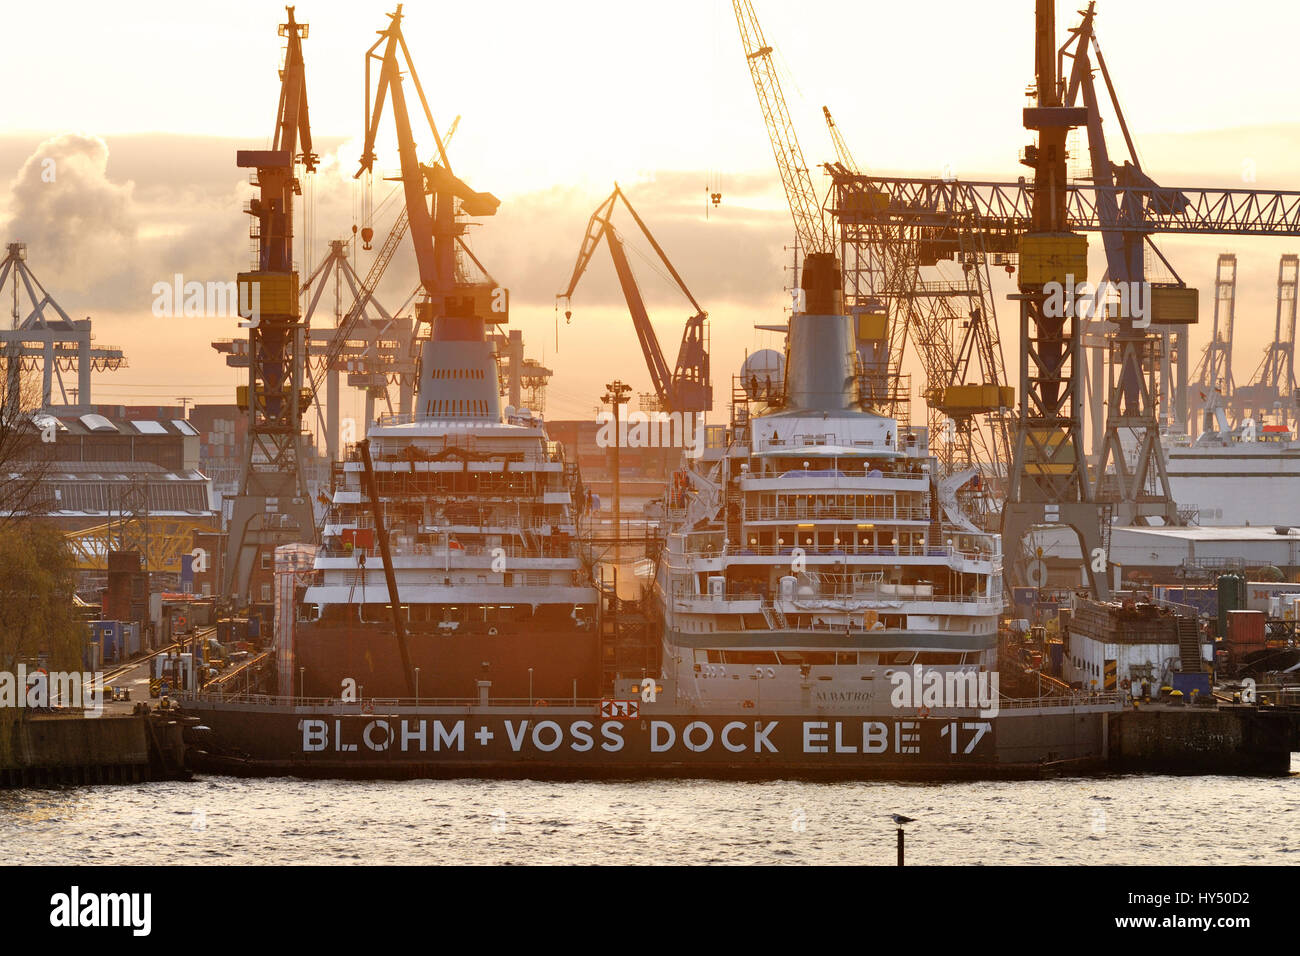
652 253 1004 715
288 328 601 701
1162 402 1300 527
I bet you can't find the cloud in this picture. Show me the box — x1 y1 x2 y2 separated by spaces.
1 134 138 298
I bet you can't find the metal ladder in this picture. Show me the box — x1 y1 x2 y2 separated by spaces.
761 600 788 630
1176 617 1203 673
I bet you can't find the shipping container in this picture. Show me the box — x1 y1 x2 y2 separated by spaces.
1226 609 1266 647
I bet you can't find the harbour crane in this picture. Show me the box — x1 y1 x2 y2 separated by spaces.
223 5 319 604
557 185 711 415
832 0 1300 596
733 0 831 263
1192 253 1239 434
823 106 1012 483
1059 1 1189 527
356 4 502 350
1237 254 1298 429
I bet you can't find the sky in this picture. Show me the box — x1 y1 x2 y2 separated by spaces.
3 0 1300 430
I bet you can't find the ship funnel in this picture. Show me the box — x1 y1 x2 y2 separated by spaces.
784 253 858 412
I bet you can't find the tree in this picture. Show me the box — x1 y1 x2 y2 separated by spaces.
0 520 83 761
0 354 55 526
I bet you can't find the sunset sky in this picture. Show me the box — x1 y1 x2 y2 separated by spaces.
4 0 1300 432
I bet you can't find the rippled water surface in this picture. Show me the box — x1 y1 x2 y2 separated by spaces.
4 758 1298 865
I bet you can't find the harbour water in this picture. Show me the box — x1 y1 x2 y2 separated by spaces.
5 757 1297 866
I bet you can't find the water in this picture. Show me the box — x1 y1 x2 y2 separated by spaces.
4 758 1298 865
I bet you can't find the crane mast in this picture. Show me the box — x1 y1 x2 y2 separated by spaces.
357 6 499 328
224 5 319 604
355 6 505 422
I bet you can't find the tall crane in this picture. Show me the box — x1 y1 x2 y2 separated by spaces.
356 5 502 369
1192 253 1239 432
1060 2 1186 527
557 185 711 415
1238 254 1298 428
224 6 319 604
832 11 1300 596
822 106 858 175
823 108 1011 482
733 0 831 262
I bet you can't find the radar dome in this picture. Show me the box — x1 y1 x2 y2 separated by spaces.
740 349 784 401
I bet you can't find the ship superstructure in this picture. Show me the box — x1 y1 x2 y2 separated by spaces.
294 398 599 700
653 254 1003 714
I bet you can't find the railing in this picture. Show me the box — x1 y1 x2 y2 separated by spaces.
743 504 930 522
319 542 581 561
679 542 1000 562
741 464 927 481
670 590 999 607
198 692 608 709
996 691 1121 710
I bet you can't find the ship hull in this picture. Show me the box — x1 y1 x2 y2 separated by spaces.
180 700 1151 780
183 698 1295 780
292 623 601 700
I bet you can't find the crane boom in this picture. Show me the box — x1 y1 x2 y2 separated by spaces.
558 186 711 413
733 0 830 257
356 6 497 310
822 106 858 174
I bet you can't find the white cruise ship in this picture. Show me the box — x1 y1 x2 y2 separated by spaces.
1163 426 1300 527
652 254 1004 715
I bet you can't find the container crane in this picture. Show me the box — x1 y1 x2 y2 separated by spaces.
557 185 711 415
1192 253 1239 433
224 5 319 604
1237 254 1298 428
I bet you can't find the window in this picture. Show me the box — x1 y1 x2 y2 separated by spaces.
260 584 272 602
261 552 272 571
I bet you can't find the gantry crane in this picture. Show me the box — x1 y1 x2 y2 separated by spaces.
1237 254 1298 428
823 106 1011 482
1060 2 1188 527
832 0 1300 596
556 185 711 415
1192 253 1238 434
0 242 126 411
223 6 319 604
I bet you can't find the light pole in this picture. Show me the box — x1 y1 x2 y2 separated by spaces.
299 666 305 701
528 666 534 704
414 666 420 705
602 380 632 544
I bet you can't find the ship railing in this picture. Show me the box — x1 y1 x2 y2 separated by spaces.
742 504 931 522
319 542 580 560
669 589 999 606
678 542 1000 562
996 691 1122 710
741 464 926 481
203 692 615 710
